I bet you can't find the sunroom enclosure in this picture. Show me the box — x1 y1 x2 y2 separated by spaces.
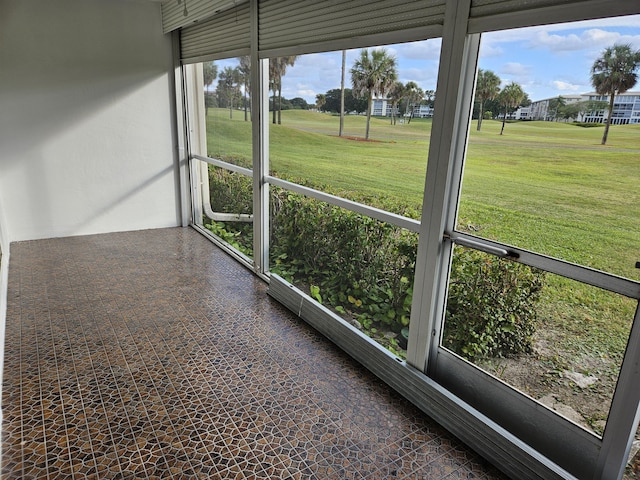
171 1 640 479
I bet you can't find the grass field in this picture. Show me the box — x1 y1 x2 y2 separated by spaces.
207 108 639 280
206 107 640 431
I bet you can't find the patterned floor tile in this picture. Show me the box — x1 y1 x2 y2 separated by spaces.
2 227 510 479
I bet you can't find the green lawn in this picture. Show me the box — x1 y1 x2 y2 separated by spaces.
208 108 639 281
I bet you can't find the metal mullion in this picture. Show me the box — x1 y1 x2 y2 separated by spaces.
251 0 269 278
405 0 479 372
266 176 420 233
174 34 193 228
596 303 640 480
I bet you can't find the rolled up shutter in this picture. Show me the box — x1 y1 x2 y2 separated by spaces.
258 0 446 56
162 0 248 33
180 2 251 63
467 0 639 33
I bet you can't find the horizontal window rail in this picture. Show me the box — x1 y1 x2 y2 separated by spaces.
192 154 420 232
448 230 640 300
267 175 421 233
192 154 252 177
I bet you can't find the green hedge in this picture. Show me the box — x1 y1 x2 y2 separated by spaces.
206 167 545 358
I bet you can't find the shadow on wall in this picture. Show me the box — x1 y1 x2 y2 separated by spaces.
0 0 179 240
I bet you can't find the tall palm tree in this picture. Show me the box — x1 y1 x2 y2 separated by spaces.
547 96 566 122
217 66 241 119
403 81 423 124
591 43 640 145
388 81 404 125
351 48 398 140
498 82 525 135
239 56 251 122
269 56 297 125
475 69 501 131
203 61 218 116
340 50 346 136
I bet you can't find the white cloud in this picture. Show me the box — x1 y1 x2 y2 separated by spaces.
552 80 582 92
531 28 634 52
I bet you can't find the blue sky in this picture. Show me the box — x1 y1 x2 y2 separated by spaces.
214 15 640 104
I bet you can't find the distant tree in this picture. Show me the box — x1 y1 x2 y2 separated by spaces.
591 43 640 144
289 97 309 110
475 69 501 131
351 48 398 140
388 81 405 125
239 56 251 121
203 61 218 116
423 89 435 108
547 96 566 121
403 81 423 124
269 56 297 124
315 93 326 111
324 88 367 115
216 66 241 119
498 82 526 135
559 99 609 122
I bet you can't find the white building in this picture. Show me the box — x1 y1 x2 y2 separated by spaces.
582 91 640 124
516 92 640 123
372 98 433 118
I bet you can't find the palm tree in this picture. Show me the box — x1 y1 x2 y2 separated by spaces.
269 56 297 125
388 81 404 125
498 82 525 135
340 50 346 136
591 43 640 145
351 48 398 140
315 93 326 111
403 81 423 124
239 56 251 122
203 61 218 116
547 96 566 121
475 69 501 131
217 66 241 119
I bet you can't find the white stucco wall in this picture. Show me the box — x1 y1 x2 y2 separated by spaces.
0 0 180 242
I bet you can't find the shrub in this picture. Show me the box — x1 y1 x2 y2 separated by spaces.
269 189 417 334
207 169 545 358
443 247 545 358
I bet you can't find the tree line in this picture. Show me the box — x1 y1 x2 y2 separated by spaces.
202 42 639 145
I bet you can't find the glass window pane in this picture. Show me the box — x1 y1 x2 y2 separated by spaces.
459 20 640 281
443 246 636 436
203 57 253 168
268 41 440 217
270 189 417 358
446 17 640 437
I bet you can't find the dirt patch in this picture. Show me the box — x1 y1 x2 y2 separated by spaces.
333 135 383 143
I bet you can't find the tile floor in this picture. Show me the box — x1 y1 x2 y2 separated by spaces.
2 227 509 479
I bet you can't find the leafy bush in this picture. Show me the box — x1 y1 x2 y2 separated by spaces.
571 122 604 128
207 169 545 358
269 189 417 335
443 247 545 358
